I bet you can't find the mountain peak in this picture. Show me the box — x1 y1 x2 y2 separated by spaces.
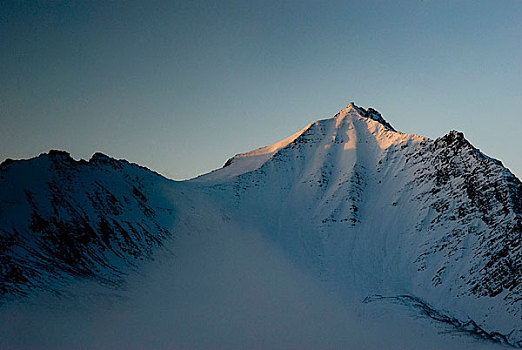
337 102 396 132
336 101 358 116
197 102 404 183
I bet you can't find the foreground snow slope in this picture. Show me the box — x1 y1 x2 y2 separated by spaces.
0 102 520 348
0 194 505 349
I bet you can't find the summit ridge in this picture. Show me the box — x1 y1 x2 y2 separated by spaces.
337 102 396 131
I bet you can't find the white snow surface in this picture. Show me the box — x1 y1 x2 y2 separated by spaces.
194 103 418 183
0 193 504 350
0 103 520 349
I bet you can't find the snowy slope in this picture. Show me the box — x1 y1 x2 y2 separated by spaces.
193 102 521 345
0 102 520 348
0 151 178 299
0 195 505 350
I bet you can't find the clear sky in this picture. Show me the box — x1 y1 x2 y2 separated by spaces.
1 0 521 180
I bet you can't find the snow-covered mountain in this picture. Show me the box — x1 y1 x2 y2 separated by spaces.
0 151 176 299
194 103 521 345
1 103 520 348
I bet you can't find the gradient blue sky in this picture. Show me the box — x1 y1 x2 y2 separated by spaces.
1 0 521 179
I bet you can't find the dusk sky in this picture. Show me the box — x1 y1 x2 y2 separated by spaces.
1 0 521 180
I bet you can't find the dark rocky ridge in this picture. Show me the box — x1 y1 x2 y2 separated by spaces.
0 151 175 300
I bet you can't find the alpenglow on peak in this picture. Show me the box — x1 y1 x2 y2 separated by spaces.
339 102 396 132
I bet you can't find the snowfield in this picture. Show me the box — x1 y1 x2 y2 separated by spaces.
0 103 520 349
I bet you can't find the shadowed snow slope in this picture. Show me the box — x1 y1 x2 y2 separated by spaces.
0 103 520 349
0 200 502 349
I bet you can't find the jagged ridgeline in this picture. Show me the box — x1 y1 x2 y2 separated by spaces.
0 102 520 346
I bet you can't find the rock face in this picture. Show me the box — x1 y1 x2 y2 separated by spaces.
0 103 520 345
411 131 520 302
